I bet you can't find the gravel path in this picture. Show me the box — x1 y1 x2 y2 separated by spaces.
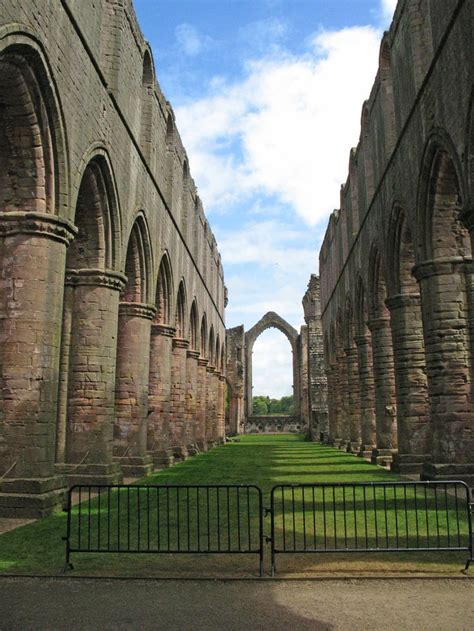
0 577 472 630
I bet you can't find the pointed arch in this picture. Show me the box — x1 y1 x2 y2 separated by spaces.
379 35 397 158
0 39 68 215
387 205 418 295
67 154 120 271
215 334 220 372
355 275 369 337
175 280 187 338
140 48 154 160
368 243 389 320
121 214 152 304
200 314 208 358
189 299 199 351
209 325 215 365
155 252 173 325
418 132 470 262
344 293 356 349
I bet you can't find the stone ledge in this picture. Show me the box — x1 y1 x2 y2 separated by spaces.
55 463 123 488
113 455 153 478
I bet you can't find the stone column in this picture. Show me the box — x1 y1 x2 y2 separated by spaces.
59 269 126 485
147 323 175 468
345 345 362 453
217 373 226 441
354 334 376 458
329 360 343 446
196 357 209 450
170 337 189 460
414 259 474 482
206 364 217 445
336 348 350 449
113 302 155 477
386 293 430 474
185 349 200 455
368 317 398 465
325 366 336 443
0 213 76 517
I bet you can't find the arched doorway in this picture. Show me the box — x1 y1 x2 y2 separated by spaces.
244 312 302 429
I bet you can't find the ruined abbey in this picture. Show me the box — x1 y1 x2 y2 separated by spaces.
0 0 473 519
319 0 474 486
0 0 226 517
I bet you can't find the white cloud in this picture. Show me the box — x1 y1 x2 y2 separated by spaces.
175 25 381 225
381 0 397 23
252 330 294 398
175 23 213 57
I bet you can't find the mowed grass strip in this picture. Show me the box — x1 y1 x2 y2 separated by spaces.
0 435 470 577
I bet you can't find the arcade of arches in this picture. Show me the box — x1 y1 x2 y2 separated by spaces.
319 0 474 486
0 0 226 517
1 0 473 519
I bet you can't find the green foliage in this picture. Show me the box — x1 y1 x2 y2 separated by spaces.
252 394 294 415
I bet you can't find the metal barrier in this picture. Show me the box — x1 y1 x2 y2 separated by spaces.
64 484 264 575
269 481 473 575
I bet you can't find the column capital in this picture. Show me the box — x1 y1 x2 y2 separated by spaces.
385 293 421 311
218 374 226 382
119 302 156 320
0 211 77 245
151 323 176 337
65 268 127 291
172 337 190 350
412 257 474 281
186 349 200 359
206 365 216 374
198 357 209 367
367 317 390 332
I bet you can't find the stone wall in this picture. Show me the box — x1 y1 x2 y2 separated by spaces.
318 0 474 486
245 416 304 434
0 0 227 517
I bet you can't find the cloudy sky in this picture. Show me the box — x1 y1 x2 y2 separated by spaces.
134 0 397 398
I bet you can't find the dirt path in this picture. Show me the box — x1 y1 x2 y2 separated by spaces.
0 577 472 630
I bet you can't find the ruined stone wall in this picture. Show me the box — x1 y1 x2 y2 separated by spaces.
0 0 226 516
225 325 245 434
303 275 328 442
319 0 474 485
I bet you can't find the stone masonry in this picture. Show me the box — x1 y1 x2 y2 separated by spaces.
319 0 474 486
0 0 227 517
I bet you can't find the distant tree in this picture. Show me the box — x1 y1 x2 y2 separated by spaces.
252 394 294 415
252 396 268 415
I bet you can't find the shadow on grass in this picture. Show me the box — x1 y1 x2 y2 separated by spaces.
0 435 471 578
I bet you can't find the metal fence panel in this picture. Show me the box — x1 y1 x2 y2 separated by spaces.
64 484 264 575
269 481 473 575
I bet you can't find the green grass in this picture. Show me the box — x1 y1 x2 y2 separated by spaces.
0 435 471 577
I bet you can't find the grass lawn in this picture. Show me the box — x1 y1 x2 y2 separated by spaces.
0 435 471 577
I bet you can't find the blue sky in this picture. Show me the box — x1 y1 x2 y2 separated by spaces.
134 0 396 397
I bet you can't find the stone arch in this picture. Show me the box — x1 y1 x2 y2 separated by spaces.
360 101 375 203
386 205 429 468
244 311 301 420
215 334 220 372
367 243 397 455
175 280 187 339
155 251 173 325
121 213 153 304
57 153 125 468
466 88 474 210
368 243 389 320
208 325 215 365
140 48 154 161
68 150 121 270
0 38 67 215
189 299 199 351
114 215 155 463
354 274 376 454
344 293 362 451
414 131 473 464
0 33 73 480
379 36 397 158
200 314 208 358
417 131 470 262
